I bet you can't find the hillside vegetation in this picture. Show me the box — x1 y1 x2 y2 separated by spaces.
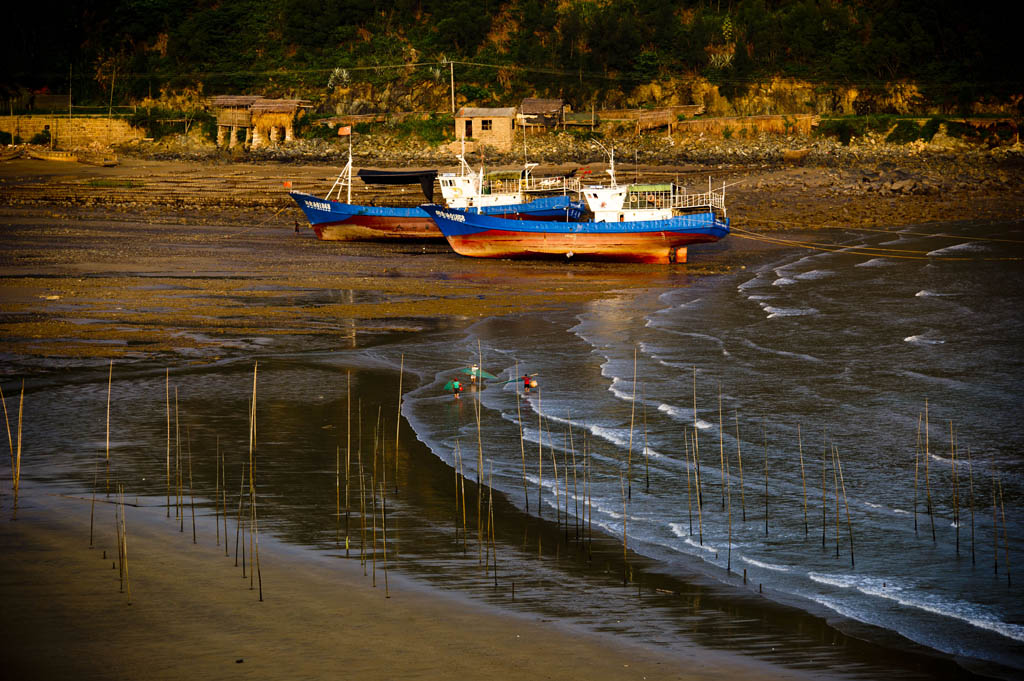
3 0 1018 115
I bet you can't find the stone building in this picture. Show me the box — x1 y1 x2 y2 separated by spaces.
517 98 567 130
209 96 310 149
453 107 516 152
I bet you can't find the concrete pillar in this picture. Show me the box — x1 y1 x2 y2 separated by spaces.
217 125 227 147
284 122 294 142
251 126 264 149
270 126 282 143
244 127 252 147
229 125 239 148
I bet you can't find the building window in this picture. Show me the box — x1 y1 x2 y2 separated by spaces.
481 119 492 131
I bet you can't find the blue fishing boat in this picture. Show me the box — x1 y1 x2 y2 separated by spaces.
289 148 584 241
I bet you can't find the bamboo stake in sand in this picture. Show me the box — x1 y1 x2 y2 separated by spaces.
515 361 529 510
694 429 703 545
798 424 808 537
735 412 746 522
643 384 650 494
175 388 182 526
967 446 976 565
832 442 840 559
914 412 921 536
345 370 351 555
187 428 196 544
762 416 769 538
358 438 367 571
569 413 579 541
221 444 228 557
215 437 221 547
718 384 725 510
627 346 637 501
235 462 245 570
89 457 98 547
458 441 468 554
13 381 23 517
106 360 112 496
119 483 131 604
993 481 998 576
924 399 935 542
1 384 14 492
395 354 403 494
684 430 693 536
381 480 390 598
537 387 543 516
822 428 827 549
951 422 959 556
835 445 854 567
620 470 628 585
998 473 1010 586
166 368 170 517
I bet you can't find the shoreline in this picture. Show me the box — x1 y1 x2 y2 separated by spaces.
1 155 1021 679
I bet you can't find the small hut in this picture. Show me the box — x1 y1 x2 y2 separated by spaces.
517 98 566 130
454 107 516 152
209 95 261 148
249 99 310 149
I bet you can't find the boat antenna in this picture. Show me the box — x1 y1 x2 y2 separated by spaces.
347 134 353 204
592 141 617 187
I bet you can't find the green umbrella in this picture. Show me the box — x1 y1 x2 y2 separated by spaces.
460 367 497 380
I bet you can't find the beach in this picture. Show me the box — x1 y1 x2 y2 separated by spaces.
1 153 1022 680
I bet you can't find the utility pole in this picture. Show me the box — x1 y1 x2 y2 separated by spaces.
450 61 455 114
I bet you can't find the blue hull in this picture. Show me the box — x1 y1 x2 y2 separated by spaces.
289 191 584 241
422 204 729 263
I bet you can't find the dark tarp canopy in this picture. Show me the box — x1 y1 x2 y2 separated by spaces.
357 169 438 202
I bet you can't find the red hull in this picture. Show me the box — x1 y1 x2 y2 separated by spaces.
446 231 722 264
312 215 440 241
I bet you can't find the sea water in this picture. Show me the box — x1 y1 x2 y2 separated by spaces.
386 220 1024 675
11 219 1023 678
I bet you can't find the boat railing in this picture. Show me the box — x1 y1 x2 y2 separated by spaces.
670 188 726 211
520 175 582 194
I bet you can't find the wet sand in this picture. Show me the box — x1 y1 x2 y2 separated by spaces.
1 154 1021 679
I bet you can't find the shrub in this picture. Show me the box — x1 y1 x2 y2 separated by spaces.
0 131 11 145
885 120 922 144
391 114 454 145
29 129 50 145
722 126 733 139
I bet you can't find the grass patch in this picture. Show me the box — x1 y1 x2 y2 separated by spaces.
87 179 142 188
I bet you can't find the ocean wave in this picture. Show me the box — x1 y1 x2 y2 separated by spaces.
795 269 834 281
740 556 792 572
809 573 1024 643
746 294 772 301
764 306 819 319
903 335 945 345
927 242 988 257
915 290 956 298
772 277 797 287
855 258 893 268
739 339 824 363
656 403 714 430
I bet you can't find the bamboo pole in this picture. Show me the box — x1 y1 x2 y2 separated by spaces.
371 448 378 587
569 412 579 541
516 361 529 509
914 412 921 536
537 387 543 516
248 363 257 591
1 384 13 494
488 463 498 587
925 399 935 542
188 428 196 544
822 428 827 549
166 369 170 517
548 419 560 529
692 368 702 520
998 473 1010 586
175 388 181 526
643 383 650 494
967 446 976 565
684 429 693 536
562 428 569 541
993 481 998 576
221 444 228 557
694 428 703 545
718 384 725 510
627 346 637 501
453 440 461 540
119 484 131 604
763 416 768 538
951 421 959 557
458 440 468 554
382 480 389 597
89 457 98 547
735 412 746 522
116 488 124 593
358 435 367 572
832 442 840 559
235 462 245 570
835 444 854 567
13 382 23 517
346 371 351 555
620 470 628 585
395 355 403 494
726 416 733 573
106 360 112 496
215 437 221 547
798 424 808 537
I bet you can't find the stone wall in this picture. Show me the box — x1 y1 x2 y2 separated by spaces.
0 115 145 148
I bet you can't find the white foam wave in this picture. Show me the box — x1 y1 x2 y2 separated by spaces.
855 258 893 268
746 294 772 301
915 290 955 298
903 335 945 345
684 536 719 554
764 306 818 319
927 242 987 257
740 556 792 573
656 403 713 430
795 269 833 281
772 277 797 287
809 573 1024 643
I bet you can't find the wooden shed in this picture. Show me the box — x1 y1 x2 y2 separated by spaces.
249 99 310 149
454 107 516 152
209 95 261 148
517 98 566 130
